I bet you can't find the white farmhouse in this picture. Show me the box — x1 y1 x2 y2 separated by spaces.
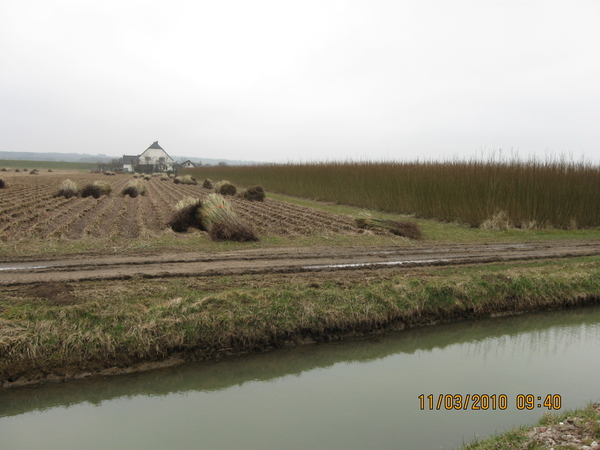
138 141 174 172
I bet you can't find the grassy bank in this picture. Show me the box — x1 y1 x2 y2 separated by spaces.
1 256 599 387
462 402 600 449
186 159 600 229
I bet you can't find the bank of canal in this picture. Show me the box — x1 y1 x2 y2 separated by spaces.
1 305 599 449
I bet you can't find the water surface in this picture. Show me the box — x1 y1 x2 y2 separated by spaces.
1 305 599 449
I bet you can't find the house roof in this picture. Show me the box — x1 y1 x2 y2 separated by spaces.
147 141 163 150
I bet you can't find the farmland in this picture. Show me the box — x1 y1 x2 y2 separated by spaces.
1 168 599 393
0 171 358 245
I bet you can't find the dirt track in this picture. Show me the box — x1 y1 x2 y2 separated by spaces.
1 240 599 285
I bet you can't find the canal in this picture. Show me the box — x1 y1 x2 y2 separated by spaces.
1 305 599 449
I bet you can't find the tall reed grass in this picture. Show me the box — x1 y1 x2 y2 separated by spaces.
186 158 600 229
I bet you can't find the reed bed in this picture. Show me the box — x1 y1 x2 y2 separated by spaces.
185 158 600 229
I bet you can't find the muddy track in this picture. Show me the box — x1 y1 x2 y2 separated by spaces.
1 240 599 285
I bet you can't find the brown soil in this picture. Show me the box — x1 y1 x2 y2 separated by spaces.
0 172 362 241
27 282 76 305
1 240 599 285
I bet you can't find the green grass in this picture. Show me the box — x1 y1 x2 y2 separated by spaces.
1 255 599 384
0 159 98 171
185 158 600 229
267 192 600 243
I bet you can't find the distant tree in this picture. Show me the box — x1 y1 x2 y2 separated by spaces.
110 157 123 170
97 160 109 171
218 161 228 166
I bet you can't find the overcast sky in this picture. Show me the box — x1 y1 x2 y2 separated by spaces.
2 1 599 163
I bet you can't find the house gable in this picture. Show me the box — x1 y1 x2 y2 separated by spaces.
137 142 174 170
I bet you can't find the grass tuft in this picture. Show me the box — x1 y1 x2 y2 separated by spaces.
214 180 237 196
241 185 266 201
55 179 78 198
197 193 258 241
168 197 204 232
121 179 146 197
355 216 422 239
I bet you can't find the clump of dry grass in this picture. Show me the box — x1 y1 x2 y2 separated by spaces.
202 178 213 189
94 181 112 195
173 176 181 184
80 181 112 199
55 179 78 198
480 211 511 231
240 185 265 201
0 178 6 189
168 197 204 232
355 216 422 239
160 173 170 181
197 193 257 241
169 193 257 241
214 180 237 196
143 175 151 181
180 175 198 185
29 169 39 175
121 179 146 197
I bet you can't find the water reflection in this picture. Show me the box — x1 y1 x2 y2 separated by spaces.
1 305 599 450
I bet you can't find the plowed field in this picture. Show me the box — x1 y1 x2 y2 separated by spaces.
0 172 359 242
